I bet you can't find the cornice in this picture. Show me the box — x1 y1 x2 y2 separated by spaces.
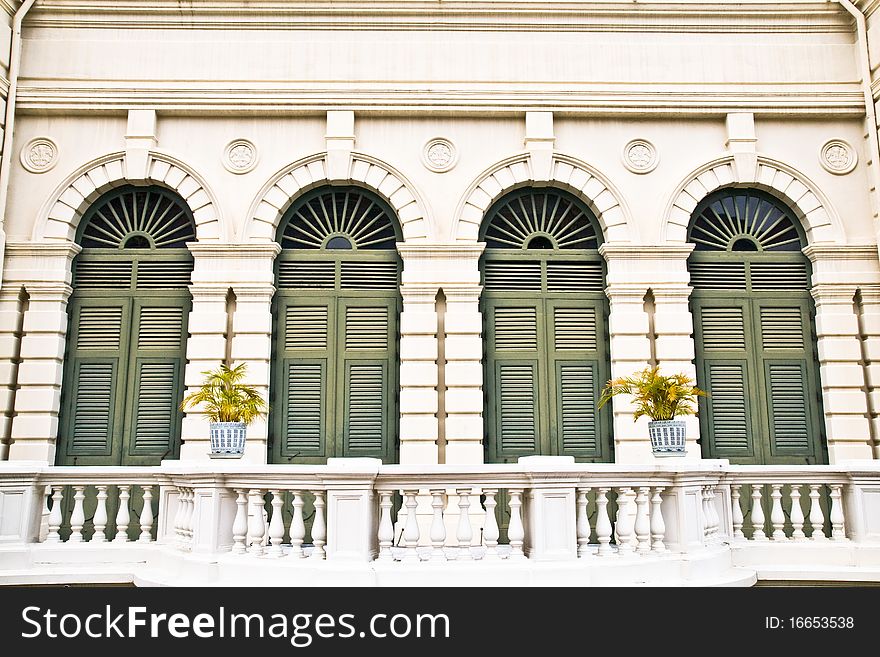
1 0 17 19
13 85 866 116
24 1 852 33
803 244 880 261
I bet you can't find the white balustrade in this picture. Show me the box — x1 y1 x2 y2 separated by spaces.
69 486 85 543
750 485 767 541
232 489 248 554
808 484 826 540
46 487 62 543
138 486 154 543
830 484 846 540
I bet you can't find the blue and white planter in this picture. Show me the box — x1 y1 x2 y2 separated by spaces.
210 421 246 457
648 419 686 456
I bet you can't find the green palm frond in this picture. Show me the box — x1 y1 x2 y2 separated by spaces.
598 366 706 422
179 363 268 425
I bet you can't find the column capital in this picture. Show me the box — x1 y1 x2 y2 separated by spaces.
23 282 73 302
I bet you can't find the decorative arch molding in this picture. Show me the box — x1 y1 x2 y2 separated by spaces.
244 151 433 243
663 155 843 245
453 152 635 243
34 151 226 243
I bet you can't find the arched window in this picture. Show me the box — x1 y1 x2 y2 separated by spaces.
271 187 401 463
480 188 613 463
57 186 195 465
688 189 826 464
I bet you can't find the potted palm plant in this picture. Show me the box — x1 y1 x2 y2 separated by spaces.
598 366 705 456
180 363 267 458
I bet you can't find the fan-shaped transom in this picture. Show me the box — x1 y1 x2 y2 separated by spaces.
688 189 805 253
482 189 601 251
78 186 196 250
278 188 400 251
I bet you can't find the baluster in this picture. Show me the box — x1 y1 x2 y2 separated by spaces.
507 489 526 560
93 485 108 543
114 486 131 543
180 489 191 547
310 491 326 559
173 487 185 547
288 491 306 559
401 489 420 562
69 486 86 543
139 486 154 543
187 489 197 544
700 486 710 541
376 491 394 561
595 487 613 556
482 488 500 561
790 485 806 541
247 489 265 556
750 485 767 541
456 488 473 561
830 484 846 540
268 490 285 557
770 484 786 540
708 486 720 540
40 486 50 542
808 484 827 540
232 489 248 554
429 489 447 561
46 487 63 543
635 487 651 555
650 487 666 553
615 487 634 555
576 488 591 558
731 485 745 540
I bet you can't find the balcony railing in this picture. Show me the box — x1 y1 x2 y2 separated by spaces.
1 458 878 585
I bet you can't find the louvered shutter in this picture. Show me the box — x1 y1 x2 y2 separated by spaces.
60 301 129 462
277 302 332 458
124 300 188 461
757 301 821 459
548 301 604 457
694 303 758 460
486 302 542 459
339 300 396 460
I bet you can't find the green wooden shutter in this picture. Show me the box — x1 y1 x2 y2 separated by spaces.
340 301 395 460
757 301 821 460
278 303 332 459
125 302 188 462
486 302 542 460
695 303 758 460
548 302 604 458
60 301 129 462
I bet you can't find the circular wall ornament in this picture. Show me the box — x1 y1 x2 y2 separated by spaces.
623 139 658 174
422 138 457 173
20 137 58 173
223 139 258 174
820 139 856 175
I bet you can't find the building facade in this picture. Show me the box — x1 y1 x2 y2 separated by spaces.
0 1 880 586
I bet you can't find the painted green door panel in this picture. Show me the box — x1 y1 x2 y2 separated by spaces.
483 290 612 463
272 291 399 464
692 293 826 464
59 295 190 466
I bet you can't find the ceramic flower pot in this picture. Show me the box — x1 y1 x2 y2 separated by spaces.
647 419 686 456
